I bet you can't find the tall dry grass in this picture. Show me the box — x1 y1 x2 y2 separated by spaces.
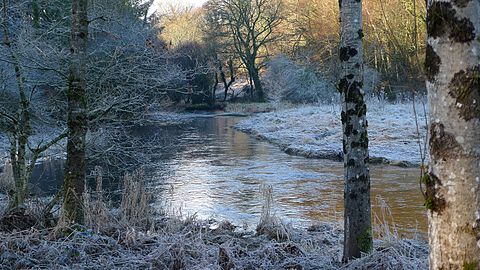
119 169 152 230
83 166 111 233
255 184 291 241
0 159 14 195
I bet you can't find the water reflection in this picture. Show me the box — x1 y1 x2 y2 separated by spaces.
149 116 427 236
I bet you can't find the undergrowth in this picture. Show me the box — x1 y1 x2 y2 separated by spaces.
0 174 428 269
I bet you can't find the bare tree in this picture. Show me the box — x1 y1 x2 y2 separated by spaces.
202 3 236 102
0 0 68 210
0 0 183 217
424 0 479 268
204 0 282 101
338 0 372 260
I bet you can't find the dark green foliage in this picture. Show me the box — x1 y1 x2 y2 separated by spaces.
463 261 478 270
421 172 431 185
356 228 373 253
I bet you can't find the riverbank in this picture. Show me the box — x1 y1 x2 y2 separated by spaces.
235 102 428 167
0 215 427 270
0 108 429 269
0 189 428 269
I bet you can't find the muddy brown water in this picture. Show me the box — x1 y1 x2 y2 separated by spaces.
30 115 426 237
148 115 426 237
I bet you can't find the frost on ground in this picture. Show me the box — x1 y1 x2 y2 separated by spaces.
235 102 428 166
0 169 427 269
0 218 427 270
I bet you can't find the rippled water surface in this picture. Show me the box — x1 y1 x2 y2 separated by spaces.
146 115 426 236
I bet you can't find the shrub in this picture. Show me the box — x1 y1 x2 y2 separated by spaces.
171 42 215 105
264 56 337 104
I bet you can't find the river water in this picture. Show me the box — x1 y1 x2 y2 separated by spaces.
27 114 426 236
143 115 426 236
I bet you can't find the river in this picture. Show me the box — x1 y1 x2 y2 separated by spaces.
142 115 426 237
28 114 426 236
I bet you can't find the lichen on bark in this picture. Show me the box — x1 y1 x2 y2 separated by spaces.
448 65 480 121
427 2 476 42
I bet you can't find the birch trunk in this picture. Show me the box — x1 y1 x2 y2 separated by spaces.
62 0 88 224
338 0 373 260
425 1 480 268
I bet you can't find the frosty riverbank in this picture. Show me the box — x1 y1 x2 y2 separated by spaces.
235 102 428 167
0 191 428 270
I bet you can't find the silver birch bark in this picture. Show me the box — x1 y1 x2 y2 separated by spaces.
338 0 372 261
425 0 480 269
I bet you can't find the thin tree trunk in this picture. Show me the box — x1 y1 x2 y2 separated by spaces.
224 59 235 101
338 0 372 261
62 0 88 224
2 0 32 208
212 71 218 105
218 60 229 101
219 59 235 102
425 1 480 269
248 70 254 99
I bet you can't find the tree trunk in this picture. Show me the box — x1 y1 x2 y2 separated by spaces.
212 71 219 105
338 0 372 261
2 0 32 209
250 68 265 102
425 1 480 269
62 0 88 225
218 60 229 101
223 59 235 101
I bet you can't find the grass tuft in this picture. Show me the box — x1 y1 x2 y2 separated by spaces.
255 184 291 241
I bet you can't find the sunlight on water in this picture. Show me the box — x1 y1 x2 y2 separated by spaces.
29 115 426 236
149 116 427 236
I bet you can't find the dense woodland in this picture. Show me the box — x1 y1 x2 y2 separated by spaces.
0 0 478 269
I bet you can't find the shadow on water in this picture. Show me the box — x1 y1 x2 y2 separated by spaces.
30 158 64 196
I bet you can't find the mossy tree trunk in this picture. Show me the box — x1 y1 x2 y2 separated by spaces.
250 66 265 102
62 0 88 225
338 0 373 261
425 1 480 269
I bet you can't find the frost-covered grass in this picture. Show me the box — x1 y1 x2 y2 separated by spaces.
224 101 296 114
235 101 428 166
0 215 427 270
0 173 428 269
0 201 429 270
